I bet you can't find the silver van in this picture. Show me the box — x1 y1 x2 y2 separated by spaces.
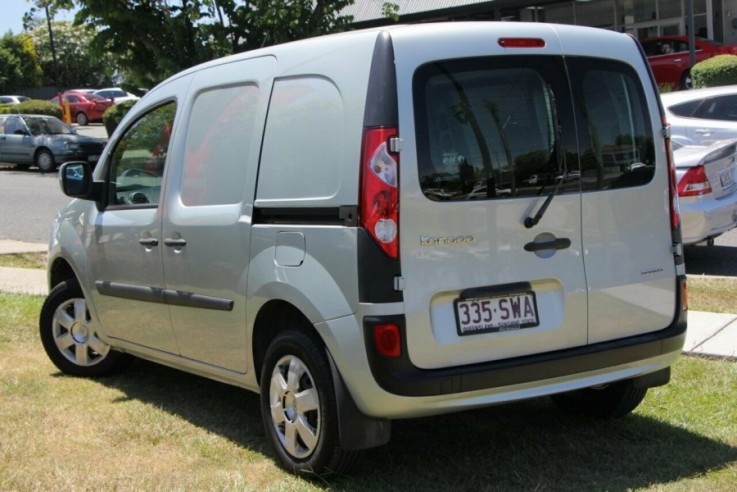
41 22 687 475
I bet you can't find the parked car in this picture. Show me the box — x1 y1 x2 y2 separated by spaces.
0 95 31 105
41 23 686 475
673 138 737 245
50 90 114 126
640 35 737 89
94 87 140 104
0 114 106 172
661 85 737 145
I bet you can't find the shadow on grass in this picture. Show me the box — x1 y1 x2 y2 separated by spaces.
93 359 737 491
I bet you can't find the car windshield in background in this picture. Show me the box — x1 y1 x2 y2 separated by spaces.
24 117 74 135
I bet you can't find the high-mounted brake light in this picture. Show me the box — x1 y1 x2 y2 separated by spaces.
360 127 399 258
678 165 713 197
498 38 546 48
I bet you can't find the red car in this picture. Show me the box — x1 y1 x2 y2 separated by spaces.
640 35 737 89
50 90 114 126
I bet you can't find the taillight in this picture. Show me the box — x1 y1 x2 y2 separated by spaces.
663 122 681 229
360 127 399 258
678 165 713 197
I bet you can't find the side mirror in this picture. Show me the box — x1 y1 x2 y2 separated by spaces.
59 161 100 201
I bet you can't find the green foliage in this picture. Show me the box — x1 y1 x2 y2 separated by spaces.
692 54 737 88
0 33 43 93
28 20 114 88
45 0 358 89
102 99 137 136
0 99 62 118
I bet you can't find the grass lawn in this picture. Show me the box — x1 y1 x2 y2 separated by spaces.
1 292 735 490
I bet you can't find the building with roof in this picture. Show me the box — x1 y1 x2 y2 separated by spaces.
343 1 737 45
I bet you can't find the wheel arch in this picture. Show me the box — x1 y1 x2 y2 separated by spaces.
49 255 78 291
251 299 319 386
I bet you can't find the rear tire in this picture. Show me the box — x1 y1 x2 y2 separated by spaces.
260 329 357 475
680 70 693 90
35 149 55 173
39 278 131 377
76 112 89 126
550 379 647 419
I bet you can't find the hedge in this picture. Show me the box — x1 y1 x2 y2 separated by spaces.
0 100 63 118
692 54 737 88
103 99 138 137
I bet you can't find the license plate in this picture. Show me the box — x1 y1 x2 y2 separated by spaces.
88 155 100 162
454 291 539 336
720 168 735 190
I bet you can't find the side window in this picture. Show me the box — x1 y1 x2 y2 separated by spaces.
5 117 23 135
180 84 260 206
107 102 176 208
66 96 79 103
571 58 655 190
669 100 701 117
696 95 737 121
0 117 5 133
414 56 571 201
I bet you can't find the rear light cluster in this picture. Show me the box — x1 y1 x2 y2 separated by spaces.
663 121 681 229
678 165 713 197
373 323 402 358
360 127 399 258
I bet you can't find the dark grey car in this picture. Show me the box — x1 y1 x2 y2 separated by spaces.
0 114 106 172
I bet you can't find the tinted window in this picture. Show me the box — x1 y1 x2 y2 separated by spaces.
106 102 176 208
694 95 737 121
414 57 570 201
414 56 654 201
569 58 655 191
669 100 701 117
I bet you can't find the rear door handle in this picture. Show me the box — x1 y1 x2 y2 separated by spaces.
695 128 712 134
164 238 187 247
524 238 571 252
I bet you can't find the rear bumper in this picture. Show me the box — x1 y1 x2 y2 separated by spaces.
680 194 737 244
363 276 687 399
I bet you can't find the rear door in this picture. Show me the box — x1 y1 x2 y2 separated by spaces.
566 58 678 344
397 34 588 369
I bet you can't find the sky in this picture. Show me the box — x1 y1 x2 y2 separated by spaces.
0 0 78 35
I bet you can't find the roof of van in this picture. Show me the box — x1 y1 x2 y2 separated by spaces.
145 22 641 96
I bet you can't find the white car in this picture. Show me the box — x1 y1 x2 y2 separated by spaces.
673 138 737 245
0 95 30 105
661 85 737 145
93 87 140 104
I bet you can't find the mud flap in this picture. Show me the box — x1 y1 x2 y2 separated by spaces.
326 349 391 451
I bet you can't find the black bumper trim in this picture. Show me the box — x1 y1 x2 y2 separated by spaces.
363 278 687 397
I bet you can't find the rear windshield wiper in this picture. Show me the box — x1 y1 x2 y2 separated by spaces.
524 86 565 229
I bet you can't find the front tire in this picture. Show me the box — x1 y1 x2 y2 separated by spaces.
260 330 357 475
39 279 131 377
35 149 55 173
550 379 647 419
681 69 693 90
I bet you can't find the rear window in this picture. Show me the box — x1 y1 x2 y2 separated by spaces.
414 56 654 201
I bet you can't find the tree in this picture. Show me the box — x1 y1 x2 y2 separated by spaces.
0 33 43 93
28 21 115 88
